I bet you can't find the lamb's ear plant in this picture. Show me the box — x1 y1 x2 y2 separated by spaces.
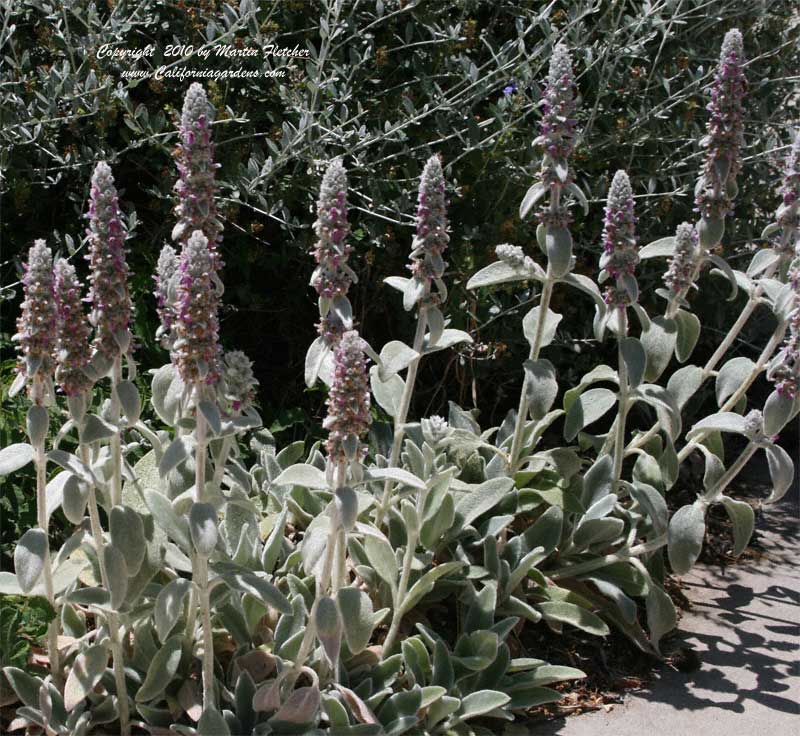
373 154 471 527
2 35 799 734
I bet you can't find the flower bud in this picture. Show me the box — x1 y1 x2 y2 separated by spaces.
775 133 800 257
54 259 93 397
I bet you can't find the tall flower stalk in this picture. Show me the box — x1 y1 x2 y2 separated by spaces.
508 42 578 471
13 240 60 683
86 161 132 508
600 171 639 489
173 229 221 713
54 257 130 735
291 331 370 680
375 154 449 527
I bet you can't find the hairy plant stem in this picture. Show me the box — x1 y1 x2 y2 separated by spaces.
509 267 555 472
375 302 429 527
110 356 123 507
381 485 429 658
286 462 346 689
612 307 630 491
706 441 759 502
677 320 789 463
30 379 60 687
627 260 781 455
81 442 130 736
211 434 233 490
189 384 215 711
550 533 668 579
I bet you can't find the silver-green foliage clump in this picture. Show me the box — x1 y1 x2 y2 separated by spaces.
1 35 798 736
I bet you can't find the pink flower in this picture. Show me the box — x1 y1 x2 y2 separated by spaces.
409 155 449 288
599 171 639 307
54 259 93 397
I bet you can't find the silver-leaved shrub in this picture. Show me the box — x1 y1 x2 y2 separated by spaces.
1 32 798 736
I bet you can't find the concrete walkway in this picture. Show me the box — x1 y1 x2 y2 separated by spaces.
531 478 800 736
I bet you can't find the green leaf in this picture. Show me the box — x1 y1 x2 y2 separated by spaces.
364 535 397 590
273 463 327 489
368 466 426 490
116 380 142 424
453 478 514 532
14 529 47 593
189 502 218 558
26 406 49 446
155 578 193 642
646 581 676 653
763 389 797 436
2 666 43 708
765 444 794 503
337 587 375 654
109 505 146 577
103 543 129 610
640 316 677 382
522 306 562 350
667 364 704 410
456 690 510 721
0 443 35 476
715 357 756 407
620 337 646 388
378 341 419 381
721 497 755 557
545 226 573 278
136 635 183 702
144 488 191 551
519 182 547 220
198 708 231 736
523 359 558 419
668 503 706 574
467 259 542 290
218 571 292 614
64 644 108 710
538 601 610 636
687 412 746 440
158 436 193 477
564 388 616 441
639 236 676 259
674 309 701 363
370 365 405 418
400 561 464 615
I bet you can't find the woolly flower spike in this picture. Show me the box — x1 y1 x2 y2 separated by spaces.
767 261 800 398
173 230 221 385
154 244 180 349
174 83 222 271
599 171 639 307
12 240 56 394
409 155 449 288
86 161 132 366
311 158 355 343
775 134 800 256
695 29 746 221
54 259 93 397
534 42 577 206
222 350 258 412
323 330 372 462
663 222 700 294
